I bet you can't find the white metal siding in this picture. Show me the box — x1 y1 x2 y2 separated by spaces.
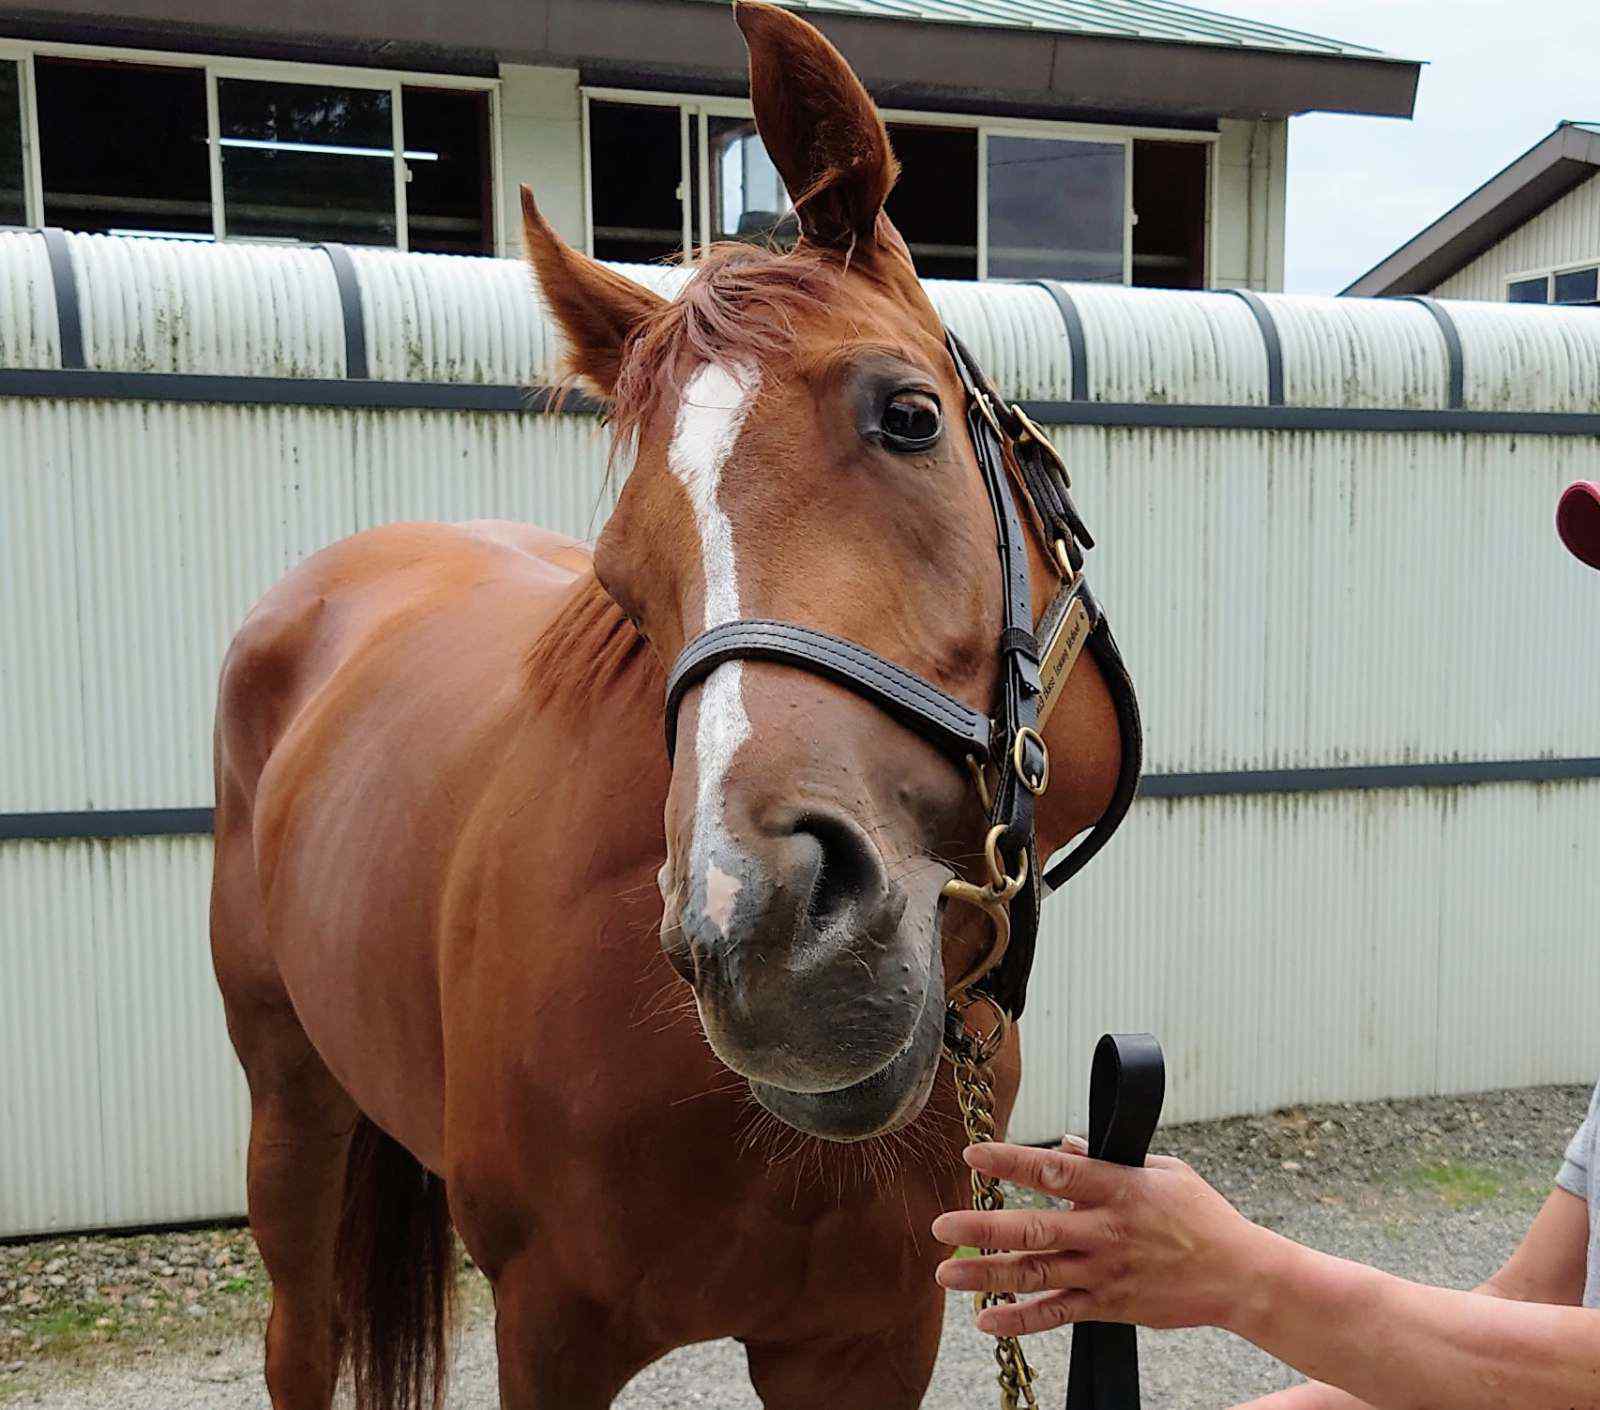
1433 171 1600 302
3 234 1599 1230
1016 782 1600 1140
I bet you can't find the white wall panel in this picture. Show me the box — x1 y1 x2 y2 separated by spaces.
68 233 346 378
926 279 1075 401
1051 425 1600 775
1267 293 1448 409
1449 300 1600 413
0 231 60 370
0 842 106 1234
1070 285 1271 406
1014 782 1600 1142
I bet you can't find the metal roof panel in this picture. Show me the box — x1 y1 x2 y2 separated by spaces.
676 0 1407 61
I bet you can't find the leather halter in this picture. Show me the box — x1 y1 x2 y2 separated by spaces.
663 330 1143 1023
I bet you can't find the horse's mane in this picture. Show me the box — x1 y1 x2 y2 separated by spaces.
524 572 662 713
607 240 838 459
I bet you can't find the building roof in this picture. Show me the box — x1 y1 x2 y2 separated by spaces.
679 0 1404 61
7 0 1423 122
1345 122 1600 298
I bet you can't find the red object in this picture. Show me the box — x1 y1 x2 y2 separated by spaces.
1557 481 1600 570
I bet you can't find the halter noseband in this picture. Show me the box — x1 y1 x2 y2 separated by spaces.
662 329 1143 1024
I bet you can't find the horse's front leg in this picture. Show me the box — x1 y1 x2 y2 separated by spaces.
488 1252 662 1410
742 1309 944 1410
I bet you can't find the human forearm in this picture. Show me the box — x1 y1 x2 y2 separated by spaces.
1232 1227 1600 1410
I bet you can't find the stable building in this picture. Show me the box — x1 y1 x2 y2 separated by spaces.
1345 121 1600 304
0 0 1419 291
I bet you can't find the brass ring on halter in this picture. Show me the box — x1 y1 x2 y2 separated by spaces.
1011 726 1050 796
983 824 1029 896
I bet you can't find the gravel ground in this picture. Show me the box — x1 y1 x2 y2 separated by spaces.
2 1083 1586 1409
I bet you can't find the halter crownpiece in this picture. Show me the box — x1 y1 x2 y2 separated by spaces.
662 327 1143 1024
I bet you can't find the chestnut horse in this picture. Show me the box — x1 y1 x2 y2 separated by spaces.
210 5 1129 1407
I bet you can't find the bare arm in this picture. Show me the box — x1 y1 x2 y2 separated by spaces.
932 1147 1600 1410
1229 1187 1593 1410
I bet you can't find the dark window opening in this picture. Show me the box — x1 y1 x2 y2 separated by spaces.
219 78 394 245
1131 140 1207 290
0 62 23 225
404 87 491 255
1509 276 1550 304
37 58 210 237
987 134 1125 283
590 101 682 264
885 124 977 280
1553 265 1599 307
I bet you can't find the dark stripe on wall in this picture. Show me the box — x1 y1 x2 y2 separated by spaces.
1032 279 1091 402
40 228 85 370
0 368 1592 436
1404 296 1467 410
0 809 214 841
9 760 1600 840
1141 757 1600 799
1016 400 1600 436
318 244 370 380
1225 288 1286 406
0 369 604 416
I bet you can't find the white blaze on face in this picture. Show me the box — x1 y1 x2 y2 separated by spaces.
668 360 760 935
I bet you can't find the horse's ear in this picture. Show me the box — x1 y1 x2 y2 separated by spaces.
521 184 666 397
734 0 899 253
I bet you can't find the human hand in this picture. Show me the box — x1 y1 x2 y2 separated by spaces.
930 1140 1268 1337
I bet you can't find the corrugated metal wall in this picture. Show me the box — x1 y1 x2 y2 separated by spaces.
1433 171 1600 301
2 233 1598 1231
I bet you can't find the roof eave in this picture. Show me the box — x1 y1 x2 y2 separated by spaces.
1345 124 1600 297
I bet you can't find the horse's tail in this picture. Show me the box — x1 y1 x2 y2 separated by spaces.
335 1116 456 1410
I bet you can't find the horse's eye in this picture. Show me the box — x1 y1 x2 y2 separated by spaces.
881 391 942 450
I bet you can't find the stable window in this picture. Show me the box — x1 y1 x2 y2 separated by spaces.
986 133 1125 282
0 42 497 248
36 57 212 238
1554 264 1599 307
589 100 684 264
885 124 977 279
584 91 1210 287
0 60 24 225
1133 140 1208 290
1508 275 1551 303
404 87 492 256
218 78 394 245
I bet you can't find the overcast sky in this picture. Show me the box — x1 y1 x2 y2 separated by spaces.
1196 0 1599 293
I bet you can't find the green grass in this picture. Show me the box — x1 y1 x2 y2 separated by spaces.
1411 1162 1504 1208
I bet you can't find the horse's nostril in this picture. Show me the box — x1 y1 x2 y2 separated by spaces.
794 812 884 933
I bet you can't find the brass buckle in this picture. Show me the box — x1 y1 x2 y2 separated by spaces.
1011 403 1071 483
1011 726 1050 796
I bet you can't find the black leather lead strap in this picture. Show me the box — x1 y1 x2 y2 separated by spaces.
662 620 993 764
1064 1034 1166 1410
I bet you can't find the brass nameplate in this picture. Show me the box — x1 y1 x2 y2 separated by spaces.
1035 594 1090 732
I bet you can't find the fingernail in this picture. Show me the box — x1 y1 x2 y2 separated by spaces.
1041 1156 1073 1191
935 1260 973 1289
931 1215 954 1241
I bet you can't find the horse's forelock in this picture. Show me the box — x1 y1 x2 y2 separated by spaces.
608 243 838 464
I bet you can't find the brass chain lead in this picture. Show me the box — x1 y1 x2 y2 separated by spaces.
948 1014 1039 1410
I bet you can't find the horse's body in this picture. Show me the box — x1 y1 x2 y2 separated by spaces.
213 519 1023 1406
213 6 1129 1406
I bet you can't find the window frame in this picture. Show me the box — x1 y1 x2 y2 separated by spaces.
580 84 1218 285
1505 260 1600 307
0 37 500 251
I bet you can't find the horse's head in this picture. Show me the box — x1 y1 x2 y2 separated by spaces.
523 0 1125 1141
